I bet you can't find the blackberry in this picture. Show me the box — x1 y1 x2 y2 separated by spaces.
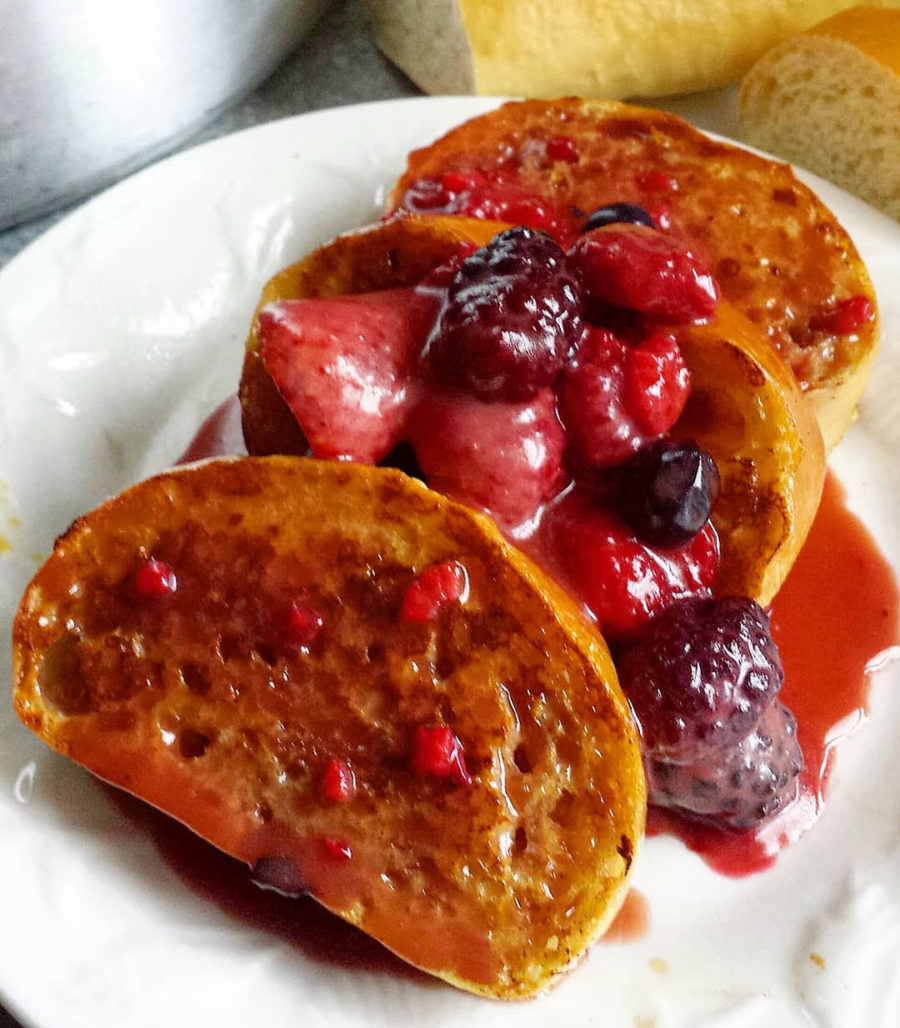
617 596 784 763
618 440 720 547
429 227 584 400
648 701 803 830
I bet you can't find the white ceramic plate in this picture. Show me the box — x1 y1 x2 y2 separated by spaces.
1 97 899 1028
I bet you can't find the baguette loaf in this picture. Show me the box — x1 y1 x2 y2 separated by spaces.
366 0 900 99
739 6 900 220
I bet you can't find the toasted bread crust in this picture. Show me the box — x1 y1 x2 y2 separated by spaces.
13 456 645 999
388 98 878 449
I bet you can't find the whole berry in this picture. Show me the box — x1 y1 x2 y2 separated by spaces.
429 227 584 400
557 328 689 469
647 701 803 830
581 202 656 233
617 596 784 763
618 440 720 547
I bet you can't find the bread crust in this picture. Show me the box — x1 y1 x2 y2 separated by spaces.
13 456 645 999
387 98 879 450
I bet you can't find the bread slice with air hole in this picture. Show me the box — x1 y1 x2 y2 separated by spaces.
12 456 645 999
739 6 900 221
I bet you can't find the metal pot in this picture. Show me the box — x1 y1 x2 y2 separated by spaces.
0 0 328 229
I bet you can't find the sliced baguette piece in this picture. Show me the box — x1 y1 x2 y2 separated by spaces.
239 215 824 610
387 98 879 451
739 6 900 221
364 0 900 100
12 456 645 999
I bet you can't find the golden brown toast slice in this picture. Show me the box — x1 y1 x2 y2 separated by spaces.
238 215 824 609
387 98 878 450
12 456 645 999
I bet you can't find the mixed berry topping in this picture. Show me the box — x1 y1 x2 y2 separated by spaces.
255 205 808 832
428 227 584 400
581 203 656 233
401 560 468 623
410 725 472 786
617 440 720 548
321 758 356 803
133 558 177 598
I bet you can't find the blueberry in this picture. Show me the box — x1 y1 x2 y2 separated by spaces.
618 440 719 547
617 596 784 764
581 203 656 233
647 701 803 830
429 227 584 401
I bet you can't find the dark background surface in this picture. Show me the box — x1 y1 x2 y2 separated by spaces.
0 2 412 1025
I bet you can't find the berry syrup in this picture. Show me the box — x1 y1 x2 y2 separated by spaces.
649 473 899 876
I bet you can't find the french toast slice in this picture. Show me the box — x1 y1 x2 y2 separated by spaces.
387 98 878 450
238 215 824 609
12 456 645 999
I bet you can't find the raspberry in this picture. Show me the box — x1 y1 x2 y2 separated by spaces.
133 558 177 598
545 491 719 638
321 838 353 861
430 227 584 400
408 388 567 527
286 601 324 647
321 759 355 803
410 726 472 786
569 225 720 324
398 174 570 240
617 440 720 547
617 597 784 763
401 561 468 623
647 701 803 830
808 294 874 336
622 333 691 435
558 328 681 469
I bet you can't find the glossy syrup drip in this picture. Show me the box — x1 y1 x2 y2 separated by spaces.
648 472 900 877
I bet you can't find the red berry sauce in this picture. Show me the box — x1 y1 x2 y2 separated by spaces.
400 560 468 623
321 759 356 803
410 726 472 787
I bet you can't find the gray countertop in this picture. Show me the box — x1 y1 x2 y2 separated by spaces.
0 0 415 271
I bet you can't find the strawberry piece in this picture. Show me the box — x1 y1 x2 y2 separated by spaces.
321 758 356 803
408 388 567 526
570 225 720 323
543 490 719 638
132 559 177 598
258 288 437 464
623 333 691 435
410 726 472 787
401 560 468 623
